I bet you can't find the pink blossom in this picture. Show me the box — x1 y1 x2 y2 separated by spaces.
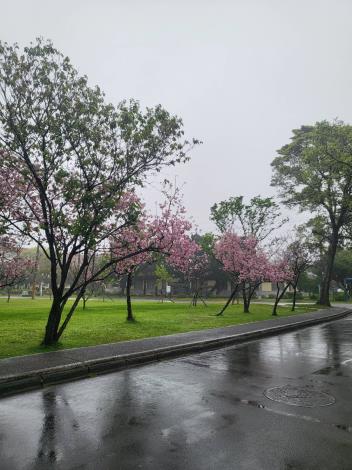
110 186 198 275
268 257 295 284
214 232 270 284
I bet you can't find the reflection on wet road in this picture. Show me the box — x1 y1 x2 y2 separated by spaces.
1 316 352 469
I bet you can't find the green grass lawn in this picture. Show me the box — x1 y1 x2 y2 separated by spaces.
0 297 319 359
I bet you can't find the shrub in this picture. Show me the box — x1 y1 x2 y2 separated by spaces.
334 292 347 301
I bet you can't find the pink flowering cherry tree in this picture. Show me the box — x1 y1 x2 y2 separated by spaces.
286 239 312 311
111 185 198 321
214 231 271 314
148 189 204 306
269 256 294 316
170 248 209 306
111 222 153 322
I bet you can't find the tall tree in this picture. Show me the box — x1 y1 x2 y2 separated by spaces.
271 121 352 306
210 195 287 241
0 39 198 345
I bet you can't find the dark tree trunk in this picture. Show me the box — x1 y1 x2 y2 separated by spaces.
217 286 238 316
42 247 98 345
230 279 236 305
193 281 199 306
246 282 259 313
42 251 69 345
126 272 134 322
291 285 297 311
318 234 338 306
83 296 87 310
272 282 290 316
42 297 65 345
7 288 11 303
272 283 280 316
57 291 84 340
242 284 250 313
243 299 249 313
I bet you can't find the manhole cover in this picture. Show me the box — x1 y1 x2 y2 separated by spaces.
264 385 335 407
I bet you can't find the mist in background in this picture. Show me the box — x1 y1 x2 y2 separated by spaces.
2 0 352 231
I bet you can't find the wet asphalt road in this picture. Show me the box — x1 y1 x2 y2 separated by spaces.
1 316 352 470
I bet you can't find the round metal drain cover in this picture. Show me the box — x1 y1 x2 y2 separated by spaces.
264 385 335 407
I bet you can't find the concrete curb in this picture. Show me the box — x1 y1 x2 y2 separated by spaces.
0 308 351 397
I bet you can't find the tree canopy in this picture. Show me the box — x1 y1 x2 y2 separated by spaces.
0 38 199 344
210 195 286 241
271 120 352 305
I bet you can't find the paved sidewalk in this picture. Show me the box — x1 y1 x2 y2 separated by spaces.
0 306 351 397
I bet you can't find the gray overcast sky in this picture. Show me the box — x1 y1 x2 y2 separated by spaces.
2 0 352 231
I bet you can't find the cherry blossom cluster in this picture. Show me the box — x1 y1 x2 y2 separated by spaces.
215 231 295 286
214 232 269 283
269 256 295 284
111 219 153 276
110 187 201 276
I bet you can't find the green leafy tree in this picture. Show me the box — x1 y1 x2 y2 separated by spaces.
0 39 198 345
194 232 229 298
271 120 352 306
297 271 320 297
210 195 286 241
